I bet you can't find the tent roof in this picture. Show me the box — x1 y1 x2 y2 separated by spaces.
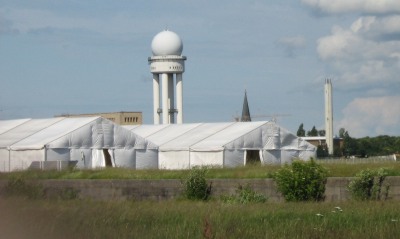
10 117 100 150
159 122 234 151
190 121 267 150
129 121 316 152
0 117 150 150
0 118 31 135
0 118 65 148
130 123 202 147
0 118 316 152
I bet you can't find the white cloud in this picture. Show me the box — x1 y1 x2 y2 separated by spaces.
316 15 400 88
338 96 400 137
302 0 400 14
277 36 306 57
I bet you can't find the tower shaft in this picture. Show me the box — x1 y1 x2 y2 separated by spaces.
148 55 186 124
152 74 160 124
325 79 334 155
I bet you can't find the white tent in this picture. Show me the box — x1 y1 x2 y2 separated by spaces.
128 121 316 169
0 118 316 171
0 117 152 172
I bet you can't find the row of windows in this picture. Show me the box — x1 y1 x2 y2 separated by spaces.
107 118 115 122
125 117 139 123
150 66 183 70
169 66 183 70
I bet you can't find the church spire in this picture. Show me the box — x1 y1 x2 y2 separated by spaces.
241 90 251 122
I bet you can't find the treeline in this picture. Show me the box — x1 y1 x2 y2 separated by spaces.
343 134 400 157
297 124 400 157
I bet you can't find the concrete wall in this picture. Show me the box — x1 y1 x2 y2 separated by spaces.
1 177 400 202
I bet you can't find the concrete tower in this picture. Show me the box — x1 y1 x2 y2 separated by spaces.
325 79 334 155
148 30 187 124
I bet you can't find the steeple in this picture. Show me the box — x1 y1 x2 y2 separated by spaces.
241 90 251 122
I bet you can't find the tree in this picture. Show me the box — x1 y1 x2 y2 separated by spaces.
316 145 328 158
307 126 318 137
297 123 305 137
342 131 359 157
339 128 346 138
318 130 326 137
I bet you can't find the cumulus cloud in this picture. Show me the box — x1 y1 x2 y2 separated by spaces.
277 36 306 57
316 15 400 88
302 0 400 14
337 96 400 137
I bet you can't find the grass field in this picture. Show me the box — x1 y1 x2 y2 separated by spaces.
0 198 399 239
1 161 399 238
0 160 399 180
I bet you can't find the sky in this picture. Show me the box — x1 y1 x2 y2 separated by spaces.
0 0 399 138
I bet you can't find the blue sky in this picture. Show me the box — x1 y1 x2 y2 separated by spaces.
1 0 399 137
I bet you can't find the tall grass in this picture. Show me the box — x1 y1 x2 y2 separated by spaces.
0 161 399 180
1 198 399 239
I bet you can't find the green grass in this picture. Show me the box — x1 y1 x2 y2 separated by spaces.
1 161 399 238
0 161 399 180
1 198 399 239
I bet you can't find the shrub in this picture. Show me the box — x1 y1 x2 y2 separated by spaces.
182 167 211 200
221 183 267 204
348 168 390 201
274 159 328 202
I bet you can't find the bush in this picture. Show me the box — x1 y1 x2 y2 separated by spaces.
221 183 267 204
274 159 328 202
348 168 390 201
182 167 211 200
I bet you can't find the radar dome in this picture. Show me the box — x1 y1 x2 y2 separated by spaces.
151 30 183 56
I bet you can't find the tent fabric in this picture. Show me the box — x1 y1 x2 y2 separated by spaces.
128 121 316 169
0 118 31 135
0 118 316 171
0 117 153 172
0 118 65 149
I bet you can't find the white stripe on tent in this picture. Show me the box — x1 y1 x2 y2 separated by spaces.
0 118 65 149
0 118 31 135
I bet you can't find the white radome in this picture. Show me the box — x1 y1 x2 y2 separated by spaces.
151 30 183 56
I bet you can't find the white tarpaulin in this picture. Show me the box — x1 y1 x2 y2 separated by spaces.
0 118 316 171
0 117 152 172
127 121 316 169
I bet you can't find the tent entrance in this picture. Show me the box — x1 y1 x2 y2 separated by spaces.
103 149 113 167
245 150 261 165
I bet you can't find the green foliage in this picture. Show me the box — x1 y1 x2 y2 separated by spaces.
221 183 267 204
297 123 305 137
340 129 400 157
316 145 329 158
348 168 390 201
339 128 346 138
344 131 363 157
274 159 328 202
0 162 400 180
307 126 318 136
182 167 211 201
4 176 44 199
